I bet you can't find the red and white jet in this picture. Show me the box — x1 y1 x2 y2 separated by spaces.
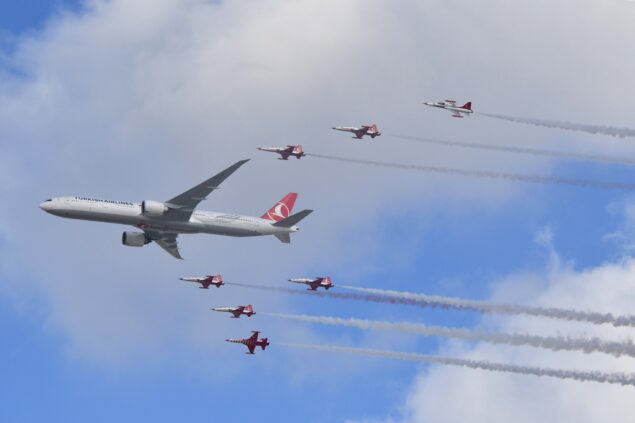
226 331 270 354
211 304 256 318
332 124 381 139
423 100 473 118
258 145 306 160
288 276 334 291
179 274 224 289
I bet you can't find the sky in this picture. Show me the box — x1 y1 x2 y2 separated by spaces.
1 0 635 422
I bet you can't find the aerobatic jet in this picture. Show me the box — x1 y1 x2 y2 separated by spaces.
422 100 473 118
226 331 269 354
288 276 334 291
258 145 306 160
332 124 381 139
180 274 224 289
211 304 256 318
40 160 313 259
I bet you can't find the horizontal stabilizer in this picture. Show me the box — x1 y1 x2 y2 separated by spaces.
275 233 291 243
272 209 313 228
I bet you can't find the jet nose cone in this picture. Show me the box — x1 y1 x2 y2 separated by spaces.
39 200 52 212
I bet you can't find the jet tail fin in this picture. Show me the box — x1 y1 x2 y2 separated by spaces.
272 209 313 228
461 101 472 110
275 233 291 243
262 193 298 222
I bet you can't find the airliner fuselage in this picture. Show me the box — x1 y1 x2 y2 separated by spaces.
40 196 297 237
39 160 313 259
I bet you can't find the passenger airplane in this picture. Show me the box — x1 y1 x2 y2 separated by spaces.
423 100 473 118
40 160 313 259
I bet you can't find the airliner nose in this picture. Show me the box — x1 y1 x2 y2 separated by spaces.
39 199 53 212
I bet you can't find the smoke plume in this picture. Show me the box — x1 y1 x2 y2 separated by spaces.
278 343 635 387
228 282 635 328
480 113 635 139
389 134 635 166
267 313 635 358
340 285 635 328
307 153 635 190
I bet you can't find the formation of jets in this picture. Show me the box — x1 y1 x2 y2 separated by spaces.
226 331 270 354
211 304 256 318
422 99 473 118
182 273 336 353
255 108 468 161
41 102 464 355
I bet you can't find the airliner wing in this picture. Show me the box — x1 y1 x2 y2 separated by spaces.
165 159 250 220
145 230 182 259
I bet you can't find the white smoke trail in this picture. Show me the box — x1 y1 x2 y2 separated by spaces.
228 282 635 328
307 153 635 191
480 113 635 139
389 133 635 166
266 313 635 358
278 343 635 387
341 285 635 328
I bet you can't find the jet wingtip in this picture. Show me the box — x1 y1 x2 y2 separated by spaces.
232 158 251 167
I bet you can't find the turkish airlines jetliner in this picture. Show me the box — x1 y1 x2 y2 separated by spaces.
39 160 313 259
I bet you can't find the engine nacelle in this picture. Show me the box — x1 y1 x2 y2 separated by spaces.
141 200 168 217
122 231 149 247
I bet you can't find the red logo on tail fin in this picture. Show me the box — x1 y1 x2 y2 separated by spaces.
262 193 298 222
461 102 472 110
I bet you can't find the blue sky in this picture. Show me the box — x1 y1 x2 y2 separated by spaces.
0 1 79 34
2 1 635 422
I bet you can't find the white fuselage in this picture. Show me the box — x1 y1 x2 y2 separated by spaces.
289 278 318 284
424 102 473 114
40 196 300 238
180 277 209 282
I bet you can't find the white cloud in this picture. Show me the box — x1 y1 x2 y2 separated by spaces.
386 244 635 422
0 0 634 382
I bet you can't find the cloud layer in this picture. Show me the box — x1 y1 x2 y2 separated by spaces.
1 1 635 420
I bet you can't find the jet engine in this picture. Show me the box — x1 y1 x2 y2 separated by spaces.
122 231 150 247
141 200 168 216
